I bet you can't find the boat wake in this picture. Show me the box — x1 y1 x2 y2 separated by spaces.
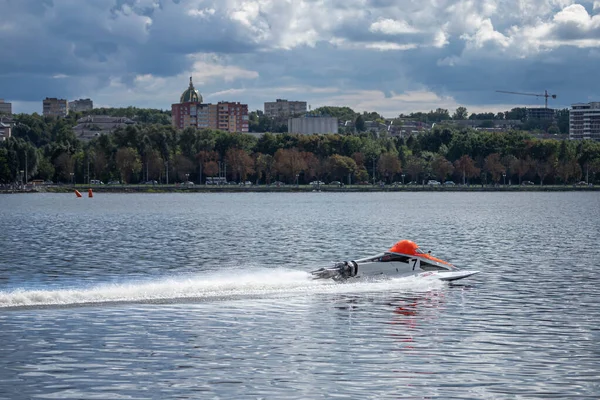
0 267 443 309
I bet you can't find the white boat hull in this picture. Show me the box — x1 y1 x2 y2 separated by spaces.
310 245 479 283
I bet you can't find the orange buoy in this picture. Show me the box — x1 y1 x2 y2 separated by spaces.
75 190 82 198
88 188 93 198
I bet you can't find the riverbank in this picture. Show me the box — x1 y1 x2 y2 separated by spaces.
2 183 598 194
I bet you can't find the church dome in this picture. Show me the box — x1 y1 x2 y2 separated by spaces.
180 76 202 103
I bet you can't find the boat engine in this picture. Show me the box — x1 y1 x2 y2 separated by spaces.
310 261 358 281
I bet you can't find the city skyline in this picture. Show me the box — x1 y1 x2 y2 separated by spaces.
1 1 599 117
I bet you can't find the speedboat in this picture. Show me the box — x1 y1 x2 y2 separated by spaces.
310 240 479 282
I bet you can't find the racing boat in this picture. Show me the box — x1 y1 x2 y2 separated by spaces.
310 240 479 282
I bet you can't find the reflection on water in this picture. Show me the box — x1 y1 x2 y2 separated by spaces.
1 192 600 399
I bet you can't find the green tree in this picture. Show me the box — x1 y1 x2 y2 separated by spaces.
452 106 468 120
355 115 366 132
453 155 479 185
115 147 141 184
377 152 402 183
432 155 454 182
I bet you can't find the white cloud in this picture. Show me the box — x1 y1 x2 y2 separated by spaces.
369 18 420 34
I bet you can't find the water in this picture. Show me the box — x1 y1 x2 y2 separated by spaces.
1 192 599 399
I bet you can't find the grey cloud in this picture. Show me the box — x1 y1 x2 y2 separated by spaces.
1 0 600 111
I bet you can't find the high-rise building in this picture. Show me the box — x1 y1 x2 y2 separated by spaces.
218 102 249 133
526 107 555 120
570 102 600 141
43 97 68 117
0 99 12 115
264 99 307 117
171 77 204 130
69 98 93 112
171 77 248 132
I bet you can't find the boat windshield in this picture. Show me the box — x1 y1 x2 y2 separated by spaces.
415 248 425 254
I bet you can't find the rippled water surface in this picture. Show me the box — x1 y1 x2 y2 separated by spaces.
1 192 599 399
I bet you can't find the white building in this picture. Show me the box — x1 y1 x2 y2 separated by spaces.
288 116 338 135
265 99 307 118
570 102 600 141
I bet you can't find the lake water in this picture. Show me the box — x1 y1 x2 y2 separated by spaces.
1 192 599 399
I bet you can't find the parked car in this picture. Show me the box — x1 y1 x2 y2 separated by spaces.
521 181 535 185
576 181 588 186
90 179 104 185
271 181 285 186
444 180 455 185
329 181 341 186
427 180 441 185
107 180 120 185
310 181 325 185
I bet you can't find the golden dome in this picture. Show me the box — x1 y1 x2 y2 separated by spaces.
180 76 202 103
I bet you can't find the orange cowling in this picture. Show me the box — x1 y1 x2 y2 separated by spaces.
75 190 82 198
388 240 419 255
389 239 453 266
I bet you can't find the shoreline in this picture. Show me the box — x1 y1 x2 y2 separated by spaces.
2 184 598 194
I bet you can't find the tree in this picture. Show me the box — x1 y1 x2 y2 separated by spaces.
483 153 505 184
173 154 194 182
515 157 533 184
273 148 307 183
556 159 581 184
302 151 321 182
226 148 254 182
255 153 274 184
453 155 479 185
432 155 454 182
452 106 468 120
54 152 74 183
586 158 600 184
327 154 357 182
355 115 366 132
204 160 219 178
534 158 555 186
377 152 402 183
405 155 425 184
115 147 141 184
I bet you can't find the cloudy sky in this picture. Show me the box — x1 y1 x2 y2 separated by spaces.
1 0 600 117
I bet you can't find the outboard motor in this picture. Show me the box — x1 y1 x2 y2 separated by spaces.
311 261 358 281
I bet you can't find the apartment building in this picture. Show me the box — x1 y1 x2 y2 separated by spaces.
264 99 307 118
0 99 12 115
570 102 600 141
43 97 68 117
171 77 248 132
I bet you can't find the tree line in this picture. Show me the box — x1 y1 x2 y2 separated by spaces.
2 110 599 186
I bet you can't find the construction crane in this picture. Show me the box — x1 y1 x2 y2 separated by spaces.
496 90 557 108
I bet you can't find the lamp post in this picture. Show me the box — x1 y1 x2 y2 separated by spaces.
502 172 506 186
185 173 190 183
296 173 299 187
70 172 74 185
20 170 24 188
402 173 405 185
